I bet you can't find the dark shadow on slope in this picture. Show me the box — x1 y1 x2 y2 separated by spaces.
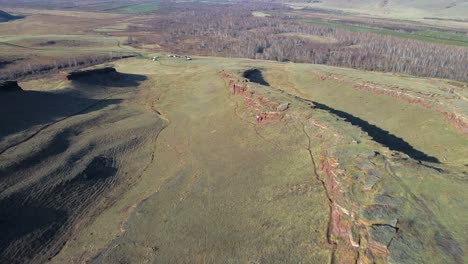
0 90 121 141
243 69 270 86
0 71 146 263
312 101 440 163
0 129 74 180
0 206 68 255
0 72 147 141
0 156 117 263
69 71 147 88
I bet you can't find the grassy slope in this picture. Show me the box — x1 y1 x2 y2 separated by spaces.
50 57 332 263
262 62 467 164
0 67 167 263
46 57 467 264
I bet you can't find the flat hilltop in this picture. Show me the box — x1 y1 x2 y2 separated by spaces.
0 55 465 263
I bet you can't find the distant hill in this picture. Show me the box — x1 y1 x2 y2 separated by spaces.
321 0 467 10
0 10 23 22
292 0 468 19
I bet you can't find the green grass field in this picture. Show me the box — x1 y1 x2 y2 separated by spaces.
415 29 468 43
303 18 468 47
110 2 160 14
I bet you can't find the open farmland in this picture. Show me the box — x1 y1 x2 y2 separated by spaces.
300 18 468 47
285 0 468 20
107 2 160 14
0 35 138 80
0 8 141 80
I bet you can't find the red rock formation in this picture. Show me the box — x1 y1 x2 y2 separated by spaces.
353 83 432 108
441 111 468 134
221 71 284 124
256 111 283 124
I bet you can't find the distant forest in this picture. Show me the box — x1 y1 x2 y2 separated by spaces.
133 2 468 82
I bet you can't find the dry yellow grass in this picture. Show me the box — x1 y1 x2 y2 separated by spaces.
252 11 270 17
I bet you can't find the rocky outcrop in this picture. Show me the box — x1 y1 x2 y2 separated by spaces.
276 102 290 112
0 81 22 92
221 70 285 124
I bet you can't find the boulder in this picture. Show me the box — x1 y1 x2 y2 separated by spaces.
0 81 22 92
276 102 290 112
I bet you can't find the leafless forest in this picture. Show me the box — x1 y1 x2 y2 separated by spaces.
133 2 468 82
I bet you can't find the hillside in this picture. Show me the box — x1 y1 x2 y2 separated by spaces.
0 10 22 22
289 0 468 19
